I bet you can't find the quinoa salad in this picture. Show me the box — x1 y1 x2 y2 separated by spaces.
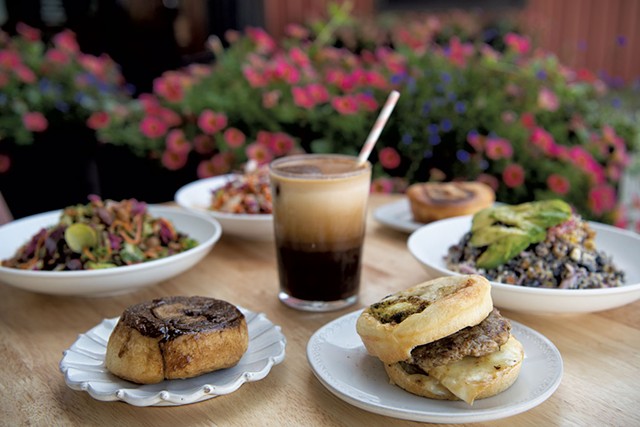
445 201 625 289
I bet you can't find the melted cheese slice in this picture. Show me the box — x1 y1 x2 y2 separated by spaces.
428 335 524 404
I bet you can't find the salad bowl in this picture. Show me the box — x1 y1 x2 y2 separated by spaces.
0 206 222 297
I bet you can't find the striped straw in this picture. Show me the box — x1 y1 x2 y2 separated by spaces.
357 90 401 166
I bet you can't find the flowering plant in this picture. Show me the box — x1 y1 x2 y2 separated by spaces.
95 10 639 224
0 23 129 171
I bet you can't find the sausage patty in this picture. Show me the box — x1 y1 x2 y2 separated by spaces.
409 308 511 371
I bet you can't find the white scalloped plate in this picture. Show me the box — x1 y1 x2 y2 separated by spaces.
60 307 286 406
307 309 562 424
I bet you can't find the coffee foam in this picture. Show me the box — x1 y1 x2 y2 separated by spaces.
271 164 370 245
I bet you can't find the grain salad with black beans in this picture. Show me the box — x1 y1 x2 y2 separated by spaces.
445 214 625 289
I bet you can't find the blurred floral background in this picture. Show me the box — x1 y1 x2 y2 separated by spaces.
1 0 639 228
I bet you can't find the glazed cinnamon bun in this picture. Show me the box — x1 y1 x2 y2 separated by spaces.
406 181 495 223
105 296 248 384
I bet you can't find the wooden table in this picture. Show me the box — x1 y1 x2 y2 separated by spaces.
1 194 638 426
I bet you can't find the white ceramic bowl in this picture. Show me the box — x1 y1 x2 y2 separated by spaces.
0 206 221 297
407 215 640 314
175 175 274 241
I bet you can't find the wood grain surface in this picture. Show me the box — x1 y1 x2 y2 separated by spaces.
1 194 638 427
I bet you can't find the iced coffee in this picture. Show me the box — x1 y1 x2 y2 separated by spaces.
269 154 372 311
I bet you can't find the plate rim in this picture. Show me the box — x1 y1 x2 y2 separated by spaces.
59 306 286 406
373 198 421 233
306 309 563 424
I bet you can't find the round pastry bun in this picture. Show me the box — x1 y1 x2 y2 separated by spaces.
106 296 248 384
407 181 495 223
356 275 493 364
384 335 524 405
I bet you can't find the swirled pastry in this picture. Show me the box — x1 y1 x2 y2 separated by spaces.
106 296 248 384
406 181 495 223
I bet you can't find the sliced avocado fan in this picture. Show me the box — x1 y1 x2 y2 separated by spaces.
469 199 572 269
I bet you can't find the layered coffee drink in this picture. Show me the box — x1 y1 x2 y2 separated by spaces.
269 154 372 311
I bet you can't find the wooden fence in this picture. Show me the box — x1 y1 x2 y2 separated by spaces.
262 0 640 85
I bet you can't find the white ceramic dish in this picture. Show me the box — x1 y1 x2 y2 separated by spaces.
0 206 221 297
373 198 423 233
60 306 286 406
407 215 640 314
175 175 274 241
307 309 562 424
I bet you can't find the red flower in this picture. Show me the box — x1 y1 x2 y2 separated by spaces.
153 74 185 103
502 163 525 188
245 142 273 165
53 29 80 53
166 129 191 154
139 116 168 138
547 174 570 195
22 112 48 132
485 137 513 160
379 147 401 169
193 134 215 154
504 32 531 55
331 95 359 115
87 111 110 130
588 184 617 216
223 127 246 148
0 153 10 173
269 132 295 156
161 150 188 171
16 22 41 41
197 110 227 135
292 86 315 109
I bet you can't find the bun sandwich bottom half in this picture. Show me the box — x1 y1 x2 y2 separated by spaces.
356 275 524 405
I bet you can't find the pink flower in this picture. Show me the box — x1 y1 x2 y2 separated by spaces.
269 132 295 156
246 27 276 54
292 86 316 109
139 116 168 138
86 112 110 130
193 134 215 154
45 49 70 65
161 150 188 171
153 75 184 102
158 107 182 127
356 93 379 112
166 129 191 154
271 58 300 84
0 50 21 69
485 137 513 160
285 23 310 40
245 142 273 165
331 95 359 115
366 71 389 89
288 47 310 68
256 131 272 147
446 37 474 67
502 163 525 188
379 147 401 169
197 110 227 135
307 84 329 104
547 174 570 195
504 32 531 54
16 22 41 41
537 87 560 111
0 154 10 173
53 29 80 53
467 133 485 152
22 112 48 132
530 127 557 156
588 184 617 215
14 65 36 83
223 127 246 148
242 66 268 88
371 177 394 193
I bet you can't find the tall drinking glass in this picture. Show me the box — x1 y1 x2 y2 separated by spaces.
269 154 372 311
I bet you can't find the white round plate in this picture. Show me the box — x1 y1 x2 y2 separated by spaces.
0 206 221 297
307 309 562 424
60 306 286 406
373 199 422 233
407 215 640 314
175 175 274 241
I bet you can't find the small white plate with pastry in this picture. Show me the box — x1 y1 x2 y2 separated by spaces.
374 182 495 233
60 302 286 406
307 308 562 424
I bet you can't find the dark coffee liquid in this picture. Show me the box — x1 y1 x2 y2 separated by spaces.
276 243 362 301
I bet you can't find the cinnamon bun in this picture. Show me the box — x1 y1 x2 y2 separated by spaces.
105 296 248 384
406 181 495 223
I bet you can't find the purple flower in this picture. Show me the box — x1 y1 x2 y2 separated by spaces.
456 150 470 163
454 101 466 114
428 134 441 145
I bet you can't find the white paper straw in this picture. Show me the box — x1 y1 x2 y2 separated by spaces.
357 90 400 166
